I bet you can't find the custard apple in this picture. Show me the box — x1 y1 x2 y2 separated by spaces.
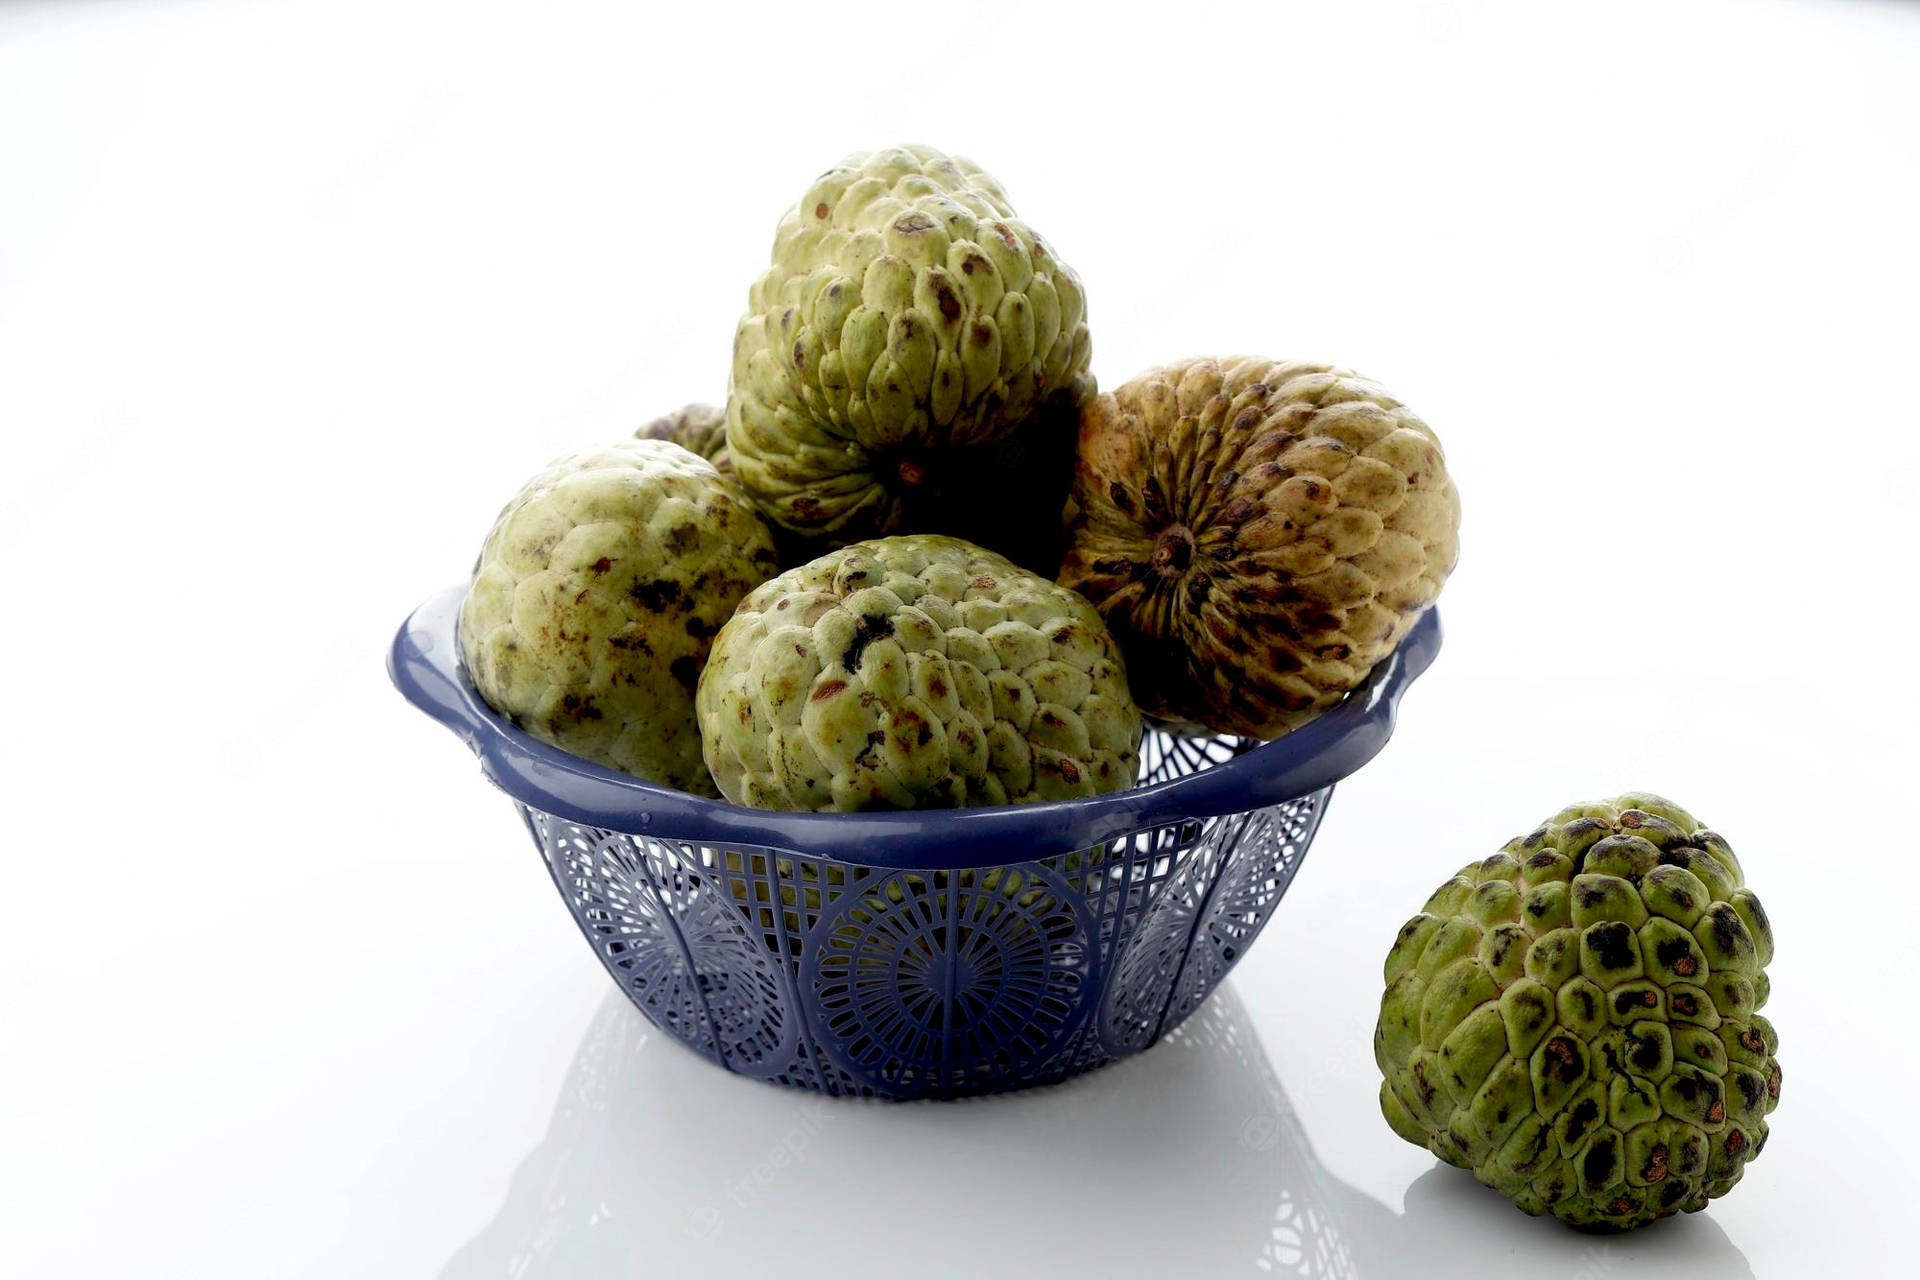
460 439 778 795
1058 357 1459 739
696 534 1140 810
637 402 731 474
1375 794 1780 1231
726 145 1093 547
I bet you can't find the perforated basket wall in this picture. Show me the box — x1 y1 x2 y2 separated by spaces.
522 733 1325 1099
390 588 1439 1100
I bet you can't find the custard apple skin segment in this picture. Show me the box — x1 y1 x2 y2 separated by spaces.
696 534 1141 811
726 145 1094 543
459 439 779 796
1375 794 1780 1232
1058 357 1460 739
637 403 732 474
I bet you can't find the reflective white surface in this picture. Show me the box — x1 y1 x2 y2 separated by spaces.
441 985 1762 1280
2 0 1917 1275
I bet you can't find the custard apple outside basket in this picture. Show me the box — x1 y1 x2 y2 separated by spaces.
389 587 1441 1100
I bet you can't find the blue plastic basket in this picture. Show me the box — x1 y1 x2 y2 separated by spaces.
389 587 1440 1099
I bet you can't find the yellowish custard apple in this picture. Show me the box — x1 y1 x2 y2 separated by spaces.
1059 357 1459 739
460 439 778 795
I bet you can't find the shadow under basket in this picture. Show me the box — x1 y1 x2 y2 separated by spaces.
389 588 1441 1100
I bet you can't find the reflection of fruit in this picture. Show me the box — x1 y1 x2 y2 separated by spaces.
696 533 1139 810
1375 793 1780 1231
636 403 731 474
460 440 778 794
1059 356 1459 739
726 145 1093 546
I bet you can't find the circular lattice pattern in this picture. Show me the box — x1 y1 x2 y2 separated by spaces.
803 865 1093 1091
1138 727 1259 786
646 859 798 1078
1100 824 1222 1055
1163 809 1299 1031
543 821 796 1076
519 788 1333 1095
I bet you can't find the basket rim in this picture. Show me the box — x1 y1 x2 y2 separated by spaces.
388 586 1441 869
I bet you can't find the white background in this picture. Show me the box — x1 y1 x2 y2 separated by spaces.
2 0 1915 1275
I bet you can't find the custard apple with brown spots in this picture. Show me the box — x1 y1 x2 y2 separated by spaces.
460 439 778 795
637 403 732 474
726 145 1093 547
1375 794 1780 1231
697 534 1140 810
1059 357 1459 739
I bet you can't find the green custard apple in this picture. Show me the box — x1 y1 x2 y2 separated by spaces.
636 402 731 474
460 439 778 795
1059 356 1459 739
696 534 1140 810
1375 794 1780 1231
726 145 1093 549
